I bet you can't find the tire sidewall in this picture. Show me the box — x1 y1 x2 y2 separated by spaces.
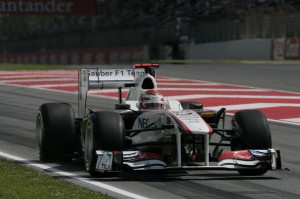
84 119 98 173
83 111 125 176
232 110 272 150
93 111 125 151
36 103 76 161
231 110 272 175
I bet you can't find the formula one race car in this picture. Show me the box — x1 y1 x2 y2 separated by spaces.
36 63 282 177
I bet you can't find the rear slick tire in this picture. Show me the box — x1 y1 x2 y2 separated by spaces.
36 103 76 162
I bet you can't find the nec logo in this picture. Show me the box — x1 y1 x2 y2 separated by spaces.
138 118 149 128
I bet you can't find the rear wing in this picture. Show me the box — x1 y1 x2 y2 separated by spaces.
78 64 159 118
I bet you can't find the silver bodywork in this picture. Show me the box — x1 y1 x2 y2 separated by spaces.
78 66 282 173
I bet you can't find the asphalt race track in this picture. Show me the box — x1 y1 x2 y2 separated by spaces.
0 63 300 199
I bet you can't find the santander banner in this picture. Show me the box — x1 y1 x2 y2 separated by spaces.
271 37 300 60
0 0 96 15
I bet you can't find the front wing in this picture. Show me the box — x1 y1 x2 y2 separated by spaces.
94 149 282 173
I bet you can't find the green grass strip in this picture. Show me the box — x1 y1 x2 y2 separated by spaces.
0 158 114 199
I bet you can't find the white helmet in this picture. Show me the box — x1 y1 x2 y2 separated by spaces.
139 90 165 109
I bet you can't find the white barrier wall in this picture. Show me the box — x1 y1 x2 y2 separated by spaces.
186 39 271 60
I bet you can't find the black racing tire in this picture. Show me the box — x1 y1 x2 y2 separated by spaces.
36 103 76 162
231 110 272 175
232 110 272 150
84 111 125 177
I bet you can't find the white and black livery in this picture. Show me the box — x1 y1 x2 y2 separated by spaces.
36 63 282 177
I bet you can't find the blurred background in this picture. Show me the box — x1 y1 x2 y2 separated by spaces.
1 0 300 64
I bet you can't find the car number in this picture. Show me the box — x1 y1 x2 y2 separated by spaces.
95 150 113 172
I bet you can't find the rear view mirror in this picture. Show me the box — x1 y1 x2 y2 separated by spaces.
115 104 130 110
189 103 203 109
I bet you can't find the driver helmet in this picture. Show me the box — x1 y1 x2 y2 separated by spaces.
139 90 165 109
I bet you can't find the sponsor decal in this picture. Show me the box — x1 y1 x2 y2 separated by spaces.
200 111 214 118
140 151 165 161
177 111 203 127
138 118 149 128
249 150 266 157
219 150 253 161
284 37 300 59
168 110 213 134
123 151 139 157
89 69 144 77
89 70 114 77
88 68 144 81
0 0 96 15
168 111 192 134
95 151 113 171
271 38 285 60
233 151 252 160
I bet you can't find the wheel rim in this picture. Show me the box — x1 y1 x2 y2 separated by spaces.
84 122 94 170
36 113 44 150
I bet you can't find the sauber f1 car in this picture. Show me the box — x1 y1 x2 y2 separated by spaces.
36 63 282 177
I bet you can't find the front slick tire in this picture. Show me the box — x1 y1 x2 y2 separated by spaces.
84 111 124 177
231 110 272 176
36 103 76 162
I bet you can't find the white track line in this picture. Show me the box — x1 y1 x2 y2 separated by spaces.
157 82 220 85
1 78 76 83
268 118 300 126
0 151 149 199
32 83 78 88
156 79 205 82
157 88 266 91
1 80 219 86
88 89 128 94
206 103 300 111
30 84 236 89
0 72 77 76
281 118 300 123
0 75 76 79
86 88 267 94
167 94 300 100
